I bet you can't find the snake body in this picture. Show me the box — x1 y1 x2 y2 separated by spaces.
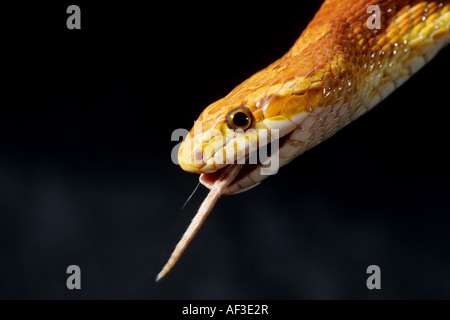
178 0 450 194
158 0 450 280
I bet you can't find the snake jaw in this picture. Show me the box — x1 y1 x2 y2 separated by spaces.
199 127 297 195
199 164 261 195
179 111 307 194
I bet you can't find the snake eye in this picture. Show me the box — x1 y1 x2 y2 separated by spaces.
226 106 254 131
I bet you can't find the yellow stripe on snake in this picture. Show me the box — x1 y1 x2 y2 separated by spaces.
157 0 450 280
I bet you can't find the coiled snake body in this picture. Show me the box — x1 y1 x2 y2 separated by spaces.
157 0 450 280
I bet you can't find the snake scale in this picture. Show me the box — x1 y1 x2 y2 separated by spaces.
157 0 450 280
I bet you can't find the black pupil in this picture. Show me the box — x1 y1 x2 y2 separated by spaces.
233 112 249 127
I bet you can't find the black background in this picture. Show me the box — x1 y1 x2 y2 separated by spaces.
1 1 449 299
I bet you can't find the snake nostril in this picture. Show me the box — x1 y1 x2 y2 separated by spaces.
194 151 203 162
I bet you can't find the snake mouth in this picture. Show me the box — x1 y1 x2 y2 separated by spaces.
200 163 259 193
200 132 292 194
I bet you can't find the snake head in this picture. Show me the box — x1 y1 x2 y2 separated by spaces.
177 67 317 194
178 100 263 174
